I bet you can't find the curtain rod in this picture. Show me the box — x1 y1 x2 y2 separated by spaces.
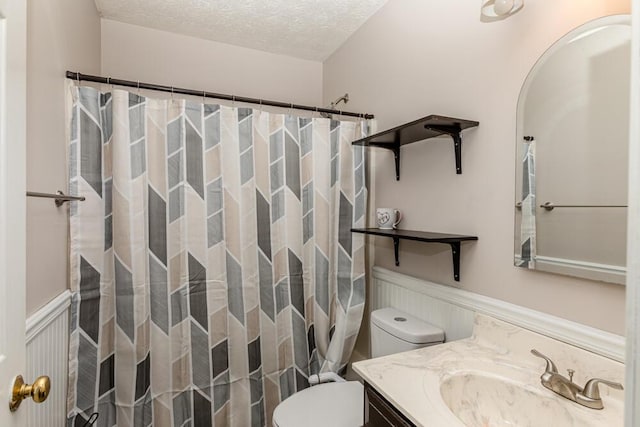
66 71 375 120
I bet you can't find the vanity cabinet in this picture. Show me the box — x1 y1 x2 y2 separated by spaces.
364 382 416 427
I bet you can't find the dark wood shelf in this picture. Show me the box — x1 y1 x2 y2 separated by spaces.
351 228 478 243
352 115 479 179
351 228 478 281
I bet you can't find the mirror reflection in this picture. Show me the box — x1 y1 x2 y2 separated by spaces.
514 15 631 285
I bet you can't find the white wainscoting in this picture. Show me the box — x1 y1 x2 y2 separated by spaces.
372 266 625 362
26 290 71 427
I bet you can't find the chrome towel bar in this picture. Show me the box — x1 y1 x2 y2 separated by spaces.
539 201 627 211
515 201 628 211
26 191 86 207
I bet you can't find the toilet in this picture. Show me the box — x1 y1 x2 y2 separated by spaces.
272 307 445 427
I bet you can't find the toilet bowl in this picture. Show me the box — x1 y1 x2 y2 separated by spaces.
272 308 444 427
272 381 363 427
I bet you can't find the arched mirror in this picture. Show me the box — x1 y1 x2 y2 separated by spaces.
514 15 631 285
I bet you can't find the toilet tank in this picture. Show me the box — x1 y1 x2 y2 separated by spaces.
370 308 445 358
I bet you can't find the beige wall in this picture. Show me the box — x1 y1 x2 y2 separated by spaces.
26 0 101 315
25 16 324 315
323 0 630 351
101 19 323 106
27 1 630 335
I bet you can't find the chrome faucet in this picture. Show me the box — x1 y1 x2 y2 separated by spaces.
531 349 623 410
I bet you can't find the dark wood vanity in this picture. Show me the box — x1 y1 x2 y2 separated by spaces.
364 382 416 427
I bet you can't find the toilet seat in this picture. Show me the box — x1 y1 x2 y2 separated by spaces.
272 381 363 427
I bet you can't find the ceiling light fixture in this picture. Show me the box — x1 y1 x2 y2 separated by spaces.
481 0 524 21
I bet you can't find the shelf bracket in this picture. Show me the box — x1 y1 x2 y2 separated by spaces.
392 146 400 181
374 144 401 181
448 242 461 281
390 131 402 180
425 124 464 174
393 237 400 266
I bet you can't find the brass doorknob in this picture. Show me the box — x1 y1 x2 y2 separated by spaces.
9 375 50 412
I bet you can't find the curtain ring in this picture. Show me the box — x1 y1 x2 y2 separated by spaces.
203 90 206 105
76 72 80 84
170 86 174 101
289 103 294 116
137 80 141 95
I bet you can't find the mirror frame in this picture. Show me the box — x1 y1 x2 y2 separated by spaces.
514 14 631 285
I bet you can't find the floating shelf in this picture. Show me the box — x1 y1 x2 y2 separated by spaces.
351 228 478 281
352 115 479 179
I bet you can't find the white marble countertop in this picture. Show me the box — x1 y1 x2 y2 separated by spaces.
353 314 624 427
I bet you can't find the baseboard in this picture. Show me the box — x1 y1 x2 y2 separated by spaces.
373 266 625 362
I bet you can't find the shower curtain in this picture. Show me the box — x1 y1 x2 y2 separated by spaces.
66 86 368 427
519 138 536 267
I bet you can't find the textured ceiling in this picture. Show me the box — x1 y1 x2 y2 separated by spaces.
94 0 388 61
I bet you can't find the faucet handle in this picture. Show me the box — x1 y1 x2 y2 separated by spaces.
531 349 558 373
582 378 624 400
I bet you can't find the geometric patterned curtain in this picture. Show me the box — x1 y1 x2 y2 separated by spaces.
66 86 368 427
518 138 536 268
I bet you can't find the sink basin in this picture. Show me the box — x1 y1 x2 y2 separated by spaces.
440 373 575 427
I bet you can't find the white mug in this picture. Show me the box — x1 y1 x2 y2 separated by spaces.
376 208 402 229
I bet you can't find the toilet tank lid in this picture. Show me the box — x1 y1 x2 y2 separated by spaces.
371 308 444 344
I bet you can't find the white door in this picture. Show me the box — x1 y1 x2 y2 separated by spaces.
0 0 27 425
